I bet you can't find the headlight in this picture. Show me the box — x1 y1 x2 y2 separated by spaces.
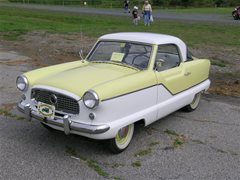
16 75 28 91
83 90 99 109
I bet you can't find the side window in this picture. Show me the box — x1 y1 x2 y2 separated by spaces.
155 44 181 71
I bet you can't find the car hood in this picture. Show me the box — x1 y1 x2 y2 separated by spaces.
28 61 138 97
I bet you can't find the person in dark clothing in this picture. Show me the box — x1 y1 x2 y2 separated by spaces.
124 0 130 13
132 6 140 25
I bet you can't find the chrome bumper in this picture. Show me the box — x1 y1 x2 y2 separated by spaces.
17 103 110 135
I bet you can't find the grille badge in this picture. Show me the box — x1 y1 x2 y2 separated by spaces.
50 94 58 105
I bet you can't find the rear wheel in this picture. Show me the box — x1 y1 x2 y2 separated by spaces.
108 124 134 154
182 92 201 112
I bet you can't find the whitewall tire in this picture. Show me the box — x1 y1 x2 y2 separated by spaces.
108 124 134 154
183 92 201 112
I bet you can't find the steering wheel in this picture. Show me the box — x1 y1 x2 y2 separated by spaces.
132 54 149 66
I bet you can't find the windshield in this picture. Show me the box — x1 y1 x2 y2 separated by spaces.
87 41 152 70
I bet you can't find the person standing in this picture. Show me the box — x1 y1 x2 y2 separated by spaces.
132 6 140 25
142 0 152 26
124 0 130 13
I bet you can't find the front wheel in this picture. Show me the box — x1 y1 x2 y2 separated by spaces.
182 92 202 112
108 124 134 154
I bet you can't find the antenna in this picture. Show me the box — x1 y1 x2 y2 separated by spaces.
79 25 85 61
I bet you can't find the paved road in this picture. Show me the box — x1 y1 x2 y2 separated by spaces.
0 49 240 179
1 3 240 25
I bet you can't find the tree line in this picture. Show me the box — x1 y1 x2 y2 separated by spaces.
151 0 240 7
8 0 240 7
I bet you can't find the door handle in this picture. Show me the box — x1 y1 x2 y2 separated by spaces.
184 72 191 76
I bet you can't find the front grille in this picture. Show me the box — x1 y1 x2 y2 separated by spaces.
31 89 79 114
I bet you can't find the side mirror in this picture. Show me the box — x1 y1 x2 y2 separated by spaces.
79 49 84 60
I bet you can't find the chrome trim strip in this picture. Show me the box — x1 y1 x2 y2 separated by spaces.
102 78 210 102
17 103 110 135
101 84 156 102
70 122 110 134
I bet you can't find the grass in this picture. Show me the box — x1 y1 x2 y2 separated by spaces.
111 163 125 168
65 145 78 156
164 129 179 136
0 108 25 120
0 108 14 117
65 145 109 178
211 59 227 67
159 7 233 15
164 129 186 148
134 148 152 157
173 138 184 147
131 141 160 168
0 6 239 51
149 141 160 147
87 160 109 178
132 160 141 167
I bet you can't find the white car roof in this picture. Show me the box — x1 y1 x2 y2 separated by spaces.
99 32 187 61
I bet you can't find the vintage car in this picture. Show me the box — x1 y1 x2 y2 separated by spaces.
16 32 210 153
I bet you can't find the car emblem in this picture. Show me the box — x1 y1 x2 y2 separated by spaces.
50 94 58 105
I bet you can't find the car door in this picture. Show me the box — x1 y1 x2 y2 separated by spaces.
154 44 188 94
154 44 191 119
154 44 210 119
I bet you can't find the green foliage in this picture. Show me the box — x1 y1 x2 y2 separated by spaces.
111 163 125 168
164 129 186 148
65 145 78 156
149 141 160 147
0 108 13 117
0 108 25 120
211 59 227 67
164 129 179 136
6 0 240 7
160 7 232 15
65 145 109 178
173 138 184 147
134 148 152 157
87 160 109 178
132 160 141 167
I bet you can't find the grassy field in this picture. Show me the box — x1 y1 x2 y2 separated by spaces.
0 6 239 51
159 7 233 15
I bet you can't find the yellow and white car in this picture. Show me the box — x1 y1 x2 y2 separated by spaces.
17 32 210 153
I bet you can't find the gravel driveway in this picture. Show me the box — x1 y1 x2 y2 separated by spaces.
0 47 240 180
